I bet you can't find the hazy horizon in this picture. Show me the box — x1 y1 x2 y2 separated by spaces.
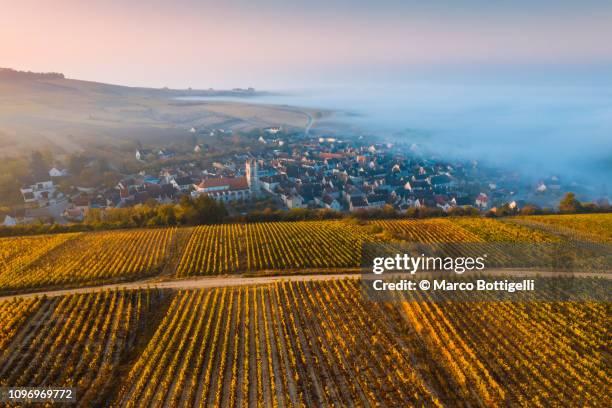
3 0 612 89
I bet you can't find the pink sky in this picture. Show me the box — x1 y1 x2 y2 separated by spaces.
2 1 612 88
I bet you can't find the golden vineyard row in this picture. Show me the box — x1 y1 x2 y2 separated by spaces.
0 215 610 293
0 282 609 407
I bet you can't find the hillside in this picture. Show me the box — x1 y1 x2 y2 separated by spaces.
0 68 321 156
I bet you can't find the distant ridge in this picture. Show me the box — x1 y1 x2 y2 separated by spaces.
0 67 266 98
0 67 65 81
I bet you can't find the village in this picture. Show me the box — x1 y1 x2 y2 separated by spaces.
4 127 578 226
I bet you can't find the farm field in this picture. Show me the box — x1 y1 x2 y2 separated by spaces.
0 289 166 407
372 218 484 242
448 217 560 242
515 213 612 243
0 228 176 295
176 221 378 276
0 233 78 278
0 215 609 294
0 281 609 407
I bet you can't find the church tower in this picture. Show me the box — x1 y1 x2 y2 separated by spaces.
246 159 260 194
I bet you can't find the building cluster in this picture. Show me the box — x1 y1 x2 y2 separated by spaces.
8 132 569 227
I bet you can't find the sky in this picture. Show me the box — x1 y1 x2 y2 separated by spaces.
2 0 612 89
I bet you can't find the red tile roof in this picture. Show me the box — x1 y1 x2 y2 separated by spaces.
197 177 249 191
320 153 344 159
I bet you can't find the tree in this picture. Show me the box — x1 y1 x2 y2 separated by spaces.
30 150 50 180
520 204 539 215
156 205 177 226
559 192 582 213
179 195 227 225
68 153 87 176
495 204 514 217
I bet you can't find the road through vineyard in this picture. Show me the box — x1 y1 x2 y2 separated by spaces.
0 281 608 407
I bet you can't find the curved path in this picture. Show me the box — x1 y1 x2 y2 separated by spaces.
0 268 608 301
304 111 314 135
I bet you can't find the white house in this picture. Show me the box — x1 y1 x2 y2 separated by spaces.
265 127 281 135
3 215 17 227
20 181 55 203
135 149 152 161
170 177 193 192
536 182 548 192
260 177 280 193
49 167 68 177
283 194 305 209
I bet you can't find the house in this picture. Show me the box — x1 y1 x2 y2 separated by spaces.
366 193 387 208
72 195 90 213
342 185 365 202
144 177 161 185
192 177 251 202
349 196 369 212
2 214 33 226
429 174 454 189
171 177 193 192
260 175 282 193
452 197 473 207
283 194 305 209
158 149 176 160
49 167 68 178
544 176 561 191
475 193 489 209
117 178 136 191
62 207 85 222
408 180 429 191
135 149 152 161
434 195 452 211
508 200 526 211
3 215 17 227
20 181 55 203
315 195 341 211
265 127 281 135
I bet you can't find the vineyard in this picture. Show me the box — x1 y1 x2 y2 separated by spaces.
372 218 484 242
0 233 77 278
0 228 176 294
515 213 612 243
371 218 574 269
0 215 609 294
176 221 379 276
0 281 609 407
0 289 166 407
448 217 560 242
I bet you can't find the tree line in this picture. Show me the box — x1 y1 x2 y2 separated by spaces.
0 192 609 237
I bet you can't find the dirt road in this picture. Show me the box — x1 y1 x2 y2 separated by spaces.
0 268 608 301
